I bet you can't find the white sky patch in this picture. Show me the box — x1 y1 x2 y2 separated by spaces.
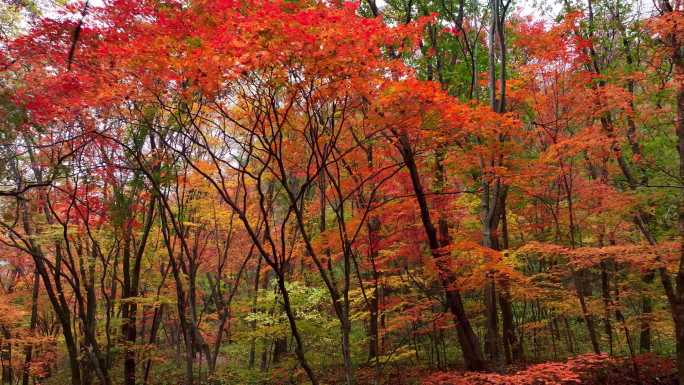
516 0 563 20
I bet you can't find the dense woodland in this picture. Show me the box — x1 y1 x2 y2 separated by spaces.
1 0 684 384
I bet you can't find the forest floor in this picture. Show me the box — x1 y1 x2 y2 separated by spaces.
305 354 679 385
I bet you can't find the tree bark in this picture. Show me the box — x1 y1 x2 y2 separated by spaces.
397 133 486 371
21 270 39 385
122 199 155 385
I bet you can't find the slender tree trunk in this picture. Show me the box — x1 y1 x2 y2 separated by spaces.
480 181 503 365
397 133 486 371
159 207 194 385
561 166 601 354
600 261 614 355
276 274 319 385
484 281 501 363
483 0 509 364
499 282 518 364
341 317 354 385
563 317 575 354
575 271 601 354
611 263 640 379
122 199 155 385
142 304 165 385
121 243 136 385
368 263 380 362
21 270 39 385
249 257 262 369
498 199 519 363
1 327 11 385
640 272 654 352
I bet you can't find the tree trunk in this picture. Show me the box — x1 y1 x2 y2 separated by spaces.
575 271 601 354
368 281 380 361
600 261 614 355
640 272 654 353
1 327 11 385
341 319 354 385
499 283 519 364
397 133 486 371
484 281 501 363
498 201 519 363
142 304 165 385
22 270 39 385
249 257 262 369
122 200 155 385
276 274 319 385
366 215 381 363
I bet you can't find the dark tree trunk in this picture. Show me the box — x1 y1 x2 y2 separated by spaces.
397 133 486 371
367 216 381 362
122 200 155 385
22 271 39 385
575 271 601 354
600 261 614 355
249 257 262 369
276 274 319 385
484 281 501 363
1 327 11 385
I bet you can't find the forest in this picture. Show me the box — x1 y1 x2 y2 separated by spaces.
0 0 684 384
